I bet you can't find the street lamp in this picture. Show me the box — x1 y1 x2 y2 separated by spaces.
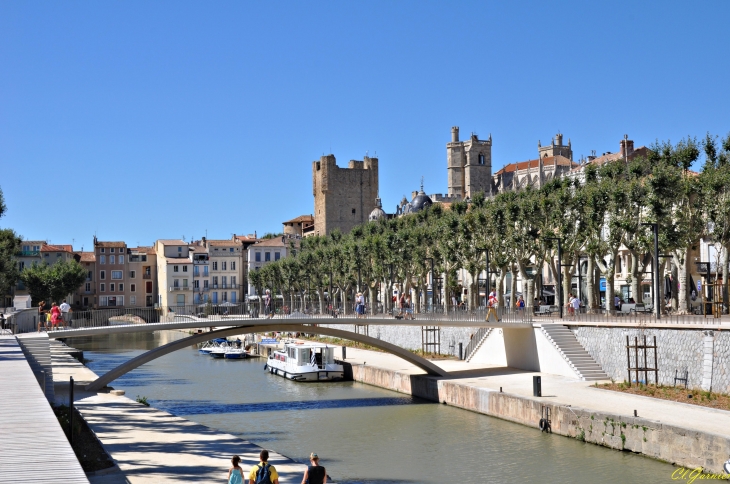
425 257 434 310
641 223 660 319
544 237 563 318
476 247 491 307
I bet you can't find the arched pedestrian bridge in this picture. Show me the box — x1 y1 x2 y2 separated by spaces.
40 308 535 392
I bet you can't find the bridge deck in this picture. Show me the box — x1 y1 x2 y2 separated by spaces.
0 336 88 484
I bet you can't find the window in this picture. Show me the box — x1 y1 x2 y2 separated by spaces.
87 270 92 280
18 261 25 270
212 292 218 304
174 265 179 272
203 266 209 276
203 280 209 288
131 284 136 292
100 248 105 253
255 252 261 262
222 261 227 271
141 255 147 262
110 283 115 292
100 255 106 264
119 283 124 291
193 280 199 289
265 252 271 262
130 270 136 278
183 279 188 288
146 281 152 293
213 276 218 287
352 208 356 214
100 296 107 306
174 279 179 288
111 271 122 279
100 270 106 280
212 261 218 270
100 283 106 292
183 265 188 272
194 266 199 276
110 255 115 264
110 248 115 253
130 296 136 305
230 248 234 252
178 247 182 253
231 276 236 286
479 153 485 165
176 294 185 306
231 261 236 270
222 291 228 302
85 283 91 292
231 292 236 303
222 276 227 288
119 255 124 264
275 252 280 261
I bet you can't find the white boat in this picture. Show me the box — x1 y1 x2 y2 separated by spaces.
224 348 249 359
265 342 344 382
209 345 228 359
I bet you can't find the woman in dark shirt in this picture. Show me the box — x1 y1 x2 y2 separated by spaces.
301 453 326 484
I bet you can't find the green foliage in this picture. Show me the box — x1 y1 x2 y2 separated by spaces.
20 259 87 306
0 187 23 298
135 395 150 406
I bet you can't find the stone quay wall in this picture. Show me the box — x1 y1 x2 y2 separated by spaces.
348 362 730 474
571 326 730 393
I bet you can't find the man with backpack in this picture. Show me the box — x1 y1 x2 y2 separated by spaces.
249 449 279 484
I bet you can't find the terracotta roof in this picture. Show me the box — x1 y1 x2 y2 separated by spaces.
95 241 126 248
41 244 73 253
157 239 187 245
283 214 314 224
251 237 291 248
208 240 242 246
494 155 578 175
78 252 96 262
129 246 155 255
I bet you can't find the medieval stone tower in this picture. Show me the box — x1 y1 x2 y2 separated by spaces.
312 154 379 236
538 133 573 160
447 127 493 199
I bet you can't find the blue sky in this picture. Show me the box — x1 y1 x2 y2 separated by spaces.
1 1 729 251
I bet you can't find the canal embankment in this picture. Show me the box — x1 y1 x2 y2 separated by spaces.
338 346 730 475
52 349 312 483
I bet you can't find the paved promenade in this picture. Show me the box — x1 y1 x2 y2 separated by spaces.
341 346 730 440
52 352 310 484
0 336 88 484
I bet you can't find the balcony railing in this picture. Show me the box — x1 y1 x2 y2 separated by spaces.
210 284 240 289
169 286 191 291
143 274 152 279
18 250 41 257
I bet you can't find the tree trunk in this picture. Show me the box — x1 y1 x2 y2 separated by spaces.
368 285 375 316
674 247 690 314
496 267 507 309
585 257 595 311
509 264 517 310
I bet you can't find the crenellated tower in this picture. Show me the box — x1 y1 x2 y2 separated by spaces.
447 126 492 199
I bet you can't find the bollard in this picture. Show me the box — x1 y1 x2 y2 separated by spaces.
458 342 463 360
342 346 347 360
69 376 74 446
532 375 541 397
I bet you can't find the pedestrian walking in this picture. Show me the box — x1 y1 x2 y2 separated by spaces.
228 455 245 484
249 449 279 484
485 291 500 322
515 295 525 311
571 294 581 318
60 299 71 329
355 292 364 319
301 452 327 484
50 302 62 331
264 290 273 319
37 301 46 332
405 294 414 320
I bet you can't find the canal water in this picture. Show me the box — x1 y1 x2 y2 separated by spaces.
69 331 676 483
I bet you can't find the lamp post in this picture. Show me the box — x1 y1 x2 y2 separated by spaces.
545 237 563 319
641 223 660 319
696 260 710 316
387 263 394 313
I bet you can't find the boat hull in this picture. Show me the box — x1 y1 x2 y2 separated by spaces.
224 352 248 359
265 363 344 382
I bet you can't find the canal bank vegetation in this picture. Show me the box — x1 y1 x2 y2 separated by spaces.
52 404 116 472
599 382 730 410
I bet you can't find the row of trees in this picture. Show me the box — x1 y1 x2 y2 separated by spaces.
249 133 730 315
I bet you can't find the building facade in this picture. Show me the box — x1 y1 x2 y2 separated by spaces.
247 236 297 296
312 155 378 236
155 240 193 309
126 246 157 308
74 252 95 309
206 238 243 304
93 239 128 308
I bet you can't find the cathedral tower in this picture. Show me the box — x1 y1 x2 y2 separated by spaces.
447 127 492 199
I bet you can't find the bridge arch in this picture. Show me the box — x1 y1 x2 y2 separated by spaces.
84 324 448 391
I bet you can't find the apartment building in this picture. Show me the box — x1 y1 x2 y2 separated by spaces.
190 243 210 305
155 239 193 309
126 246 157 308
233 234 258 298
247 235 298 296
94 238 127 307
74 252 96 309
205 238 243 304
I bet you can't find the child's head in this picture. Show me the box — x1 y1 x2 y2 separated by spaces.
231 455 240 466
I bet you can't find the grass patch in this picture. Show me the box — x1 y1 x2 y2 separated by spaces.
599 383 730 411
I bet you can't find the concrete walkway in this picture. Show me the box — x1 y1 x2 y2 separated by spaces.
341 346 730 440
52 352 309 484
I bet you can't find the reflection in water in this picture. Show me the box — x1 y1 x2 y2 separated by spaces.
69 332 676 484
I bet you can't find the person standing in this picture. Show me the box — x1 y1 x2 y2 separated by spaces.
405 294 413 320
264 289 273 319
228 455 245 484
249 449 278 484
60 299 71 329
301 453 327 484
50 302 62 331
485 291 500 322
37 301 47 333
571 294 581 318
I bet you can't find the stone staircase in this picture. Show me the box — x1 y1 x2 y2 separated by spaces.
16 334 55 402
465 328 493 362
540 324 609 381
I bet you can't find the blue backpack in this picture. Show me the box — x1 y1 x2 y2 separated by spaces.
255 463 272 484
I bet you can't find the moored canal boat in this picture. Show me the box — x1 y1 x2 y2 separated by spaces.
265 342 344 381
